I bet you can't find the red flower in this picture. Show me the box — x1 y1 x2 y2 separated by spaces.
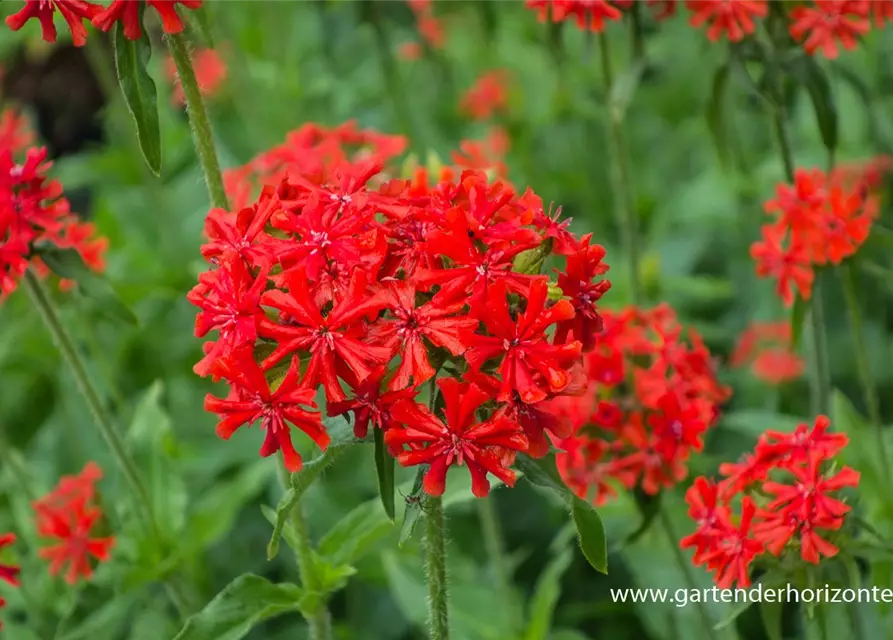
789 1 870 59
385 378 529 497
326 366 418 439
0 533 19 588
6 0 100 46
187 257 268 377
258 269 389 402
554 233 611 351
750 223 814 306
373 281 477 390
465 279 581 403
460 70 510 121
93 0 202 40
685 0 767 42
204 347 327 472
700 497 763 588
33 463 114 585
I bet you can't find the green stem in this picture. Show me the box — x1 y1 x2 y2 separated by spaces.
476 497 515 631
277 462 331 640
658 509 720 640
842 263 889 478
598 32 641 305
22 270 155 527
424 495 450 640
166 32 230 210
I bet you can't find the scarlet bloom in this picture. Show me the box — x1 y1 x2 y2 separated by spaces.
750 224 814 307
205 347 327 472
386 378 529 497
258 269 390 403
33 462 114 585
92 0 202 40
684 0 767 42
730 321 804 385
465 279 581 404
460 70 510 121
373 281 477 390
6 0 100 46
789 0 870 59
166 47 227 106
700 497 763 588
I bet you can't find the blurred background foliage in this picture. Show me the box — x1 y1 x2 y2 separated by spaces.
2 2 893 639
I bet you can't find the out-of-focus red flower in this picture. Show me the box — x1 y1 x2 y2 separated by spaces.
165 47 228 106
683 415 859 587
684 0 767 42
33 462 114 585
0 533 19 630
752 167 877 306
731 321 804 385
0 136 108 300
555 304 731 505
789 0 870 59
92 0 202 40
460 70 510 121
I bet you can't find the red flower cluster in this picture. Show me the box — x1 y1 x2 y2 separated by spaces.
33 462 115 585
0 110 107 300
165 47 228 107
460 70 510 121
451 126 510 181
222 121 407 211
751 166 881 307
5 0 201 45
0 533 19 630
525 0 889 57
554 304 730 504
192 121 612 494
682 416 859 588
730 321 804 385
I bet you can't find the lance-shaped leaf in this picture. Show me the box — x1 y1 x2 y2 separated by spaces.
374 427 396 522
114 20 162 175
37 246 138 326
783 54 838 154
172 574 303 640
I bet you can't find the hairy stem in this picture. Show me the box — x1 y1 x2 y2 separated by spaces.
598 31 641 305
659 509 720 640
425 495 450 640
842 263 889 478
23 271 154 525
277 462 332 640
166 32 230 210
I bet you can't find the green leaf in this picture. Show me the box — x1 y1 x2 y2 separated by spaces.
783 54 838 153
571 496 608 574
37 247 137 326
317 498 394 568
374 427 396 522
128 381 187 536
267 416 361 559
760 601 783 640
609 59 645 124
790 294 808 351
114 20 162 175
705 62 731 169
173 574 303 640
524 548 573 640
